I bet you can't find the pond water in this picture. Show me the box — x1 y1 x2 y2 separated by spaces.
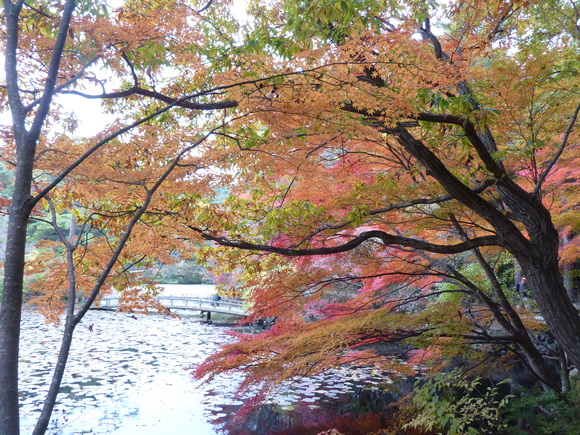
20 309 232 434
19 286 397 434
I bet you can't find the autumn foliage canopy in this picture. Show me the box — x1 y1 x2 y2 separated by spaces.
189 0 580 399
1 0 580 432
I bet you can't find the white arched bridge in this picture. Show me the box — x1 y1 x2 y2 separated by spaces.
96 295 247 321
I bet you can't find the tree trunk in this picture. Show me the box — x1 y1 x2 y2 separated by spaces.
520 251 580 373
395 124 580 373
0 248 24 435
32 320 76 435
0 183 35 434
1 1 77 432
0 114 38 435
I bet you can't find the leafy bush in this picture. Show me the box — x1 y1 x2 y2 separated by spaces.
404 369 510 435
503 382 580 434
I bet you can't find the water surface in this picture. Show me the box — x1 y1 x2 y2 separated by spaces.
20 285 395 433
20 309 235 434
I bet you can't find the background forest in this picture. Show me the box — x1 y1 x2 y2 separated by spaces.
1 0 580 434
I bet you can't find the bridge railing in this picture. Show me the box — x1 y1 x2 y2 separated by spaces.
158 295 245 311
97 295 246 314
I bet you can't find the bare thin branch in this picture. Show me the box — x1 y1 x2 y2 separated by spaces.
24 56 101 113
534 101 580 196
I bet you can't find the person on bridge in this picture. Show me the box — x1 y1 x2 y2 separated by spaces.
516 276 530 298
211 293 221 307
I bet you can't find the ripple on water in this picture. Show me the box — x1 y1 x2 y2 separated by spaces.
20 310 231 434
20 308 396 434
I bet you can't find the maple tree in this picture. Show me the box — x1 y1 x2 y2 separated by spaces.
188 0 580 418
1 0 580 433
0 0 246 433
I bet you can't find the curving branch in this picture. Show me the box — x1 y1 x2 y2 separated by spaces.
390 124 527 244
196 0 214 14
389 114 550 231
121 52 140 86
23 1 56 18
420 18 448 61
193 228 501 256
60 86 238 111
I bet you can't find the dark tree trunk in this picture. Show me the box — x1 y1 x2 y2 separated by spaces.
520 250 580 372
0 114 38 434
0 236 25 435
389 124 580 374
507 189 580 372
0 161 36 434
32 320 76 435
1 1 77 433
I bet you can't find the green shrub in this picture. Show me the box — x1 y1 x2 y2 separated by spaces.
404 369 510 435
503 382 580 434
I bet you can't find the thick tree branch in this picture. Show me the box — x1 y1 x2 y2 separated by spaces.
420 18 448 61
28 0 76 143
194 228 500 256
61 86 238 111
3 0 26 136
390 124 530 249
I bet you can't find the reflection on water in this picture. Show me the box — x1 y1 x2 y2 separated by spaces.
20 286 398 434
20 309 234 434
